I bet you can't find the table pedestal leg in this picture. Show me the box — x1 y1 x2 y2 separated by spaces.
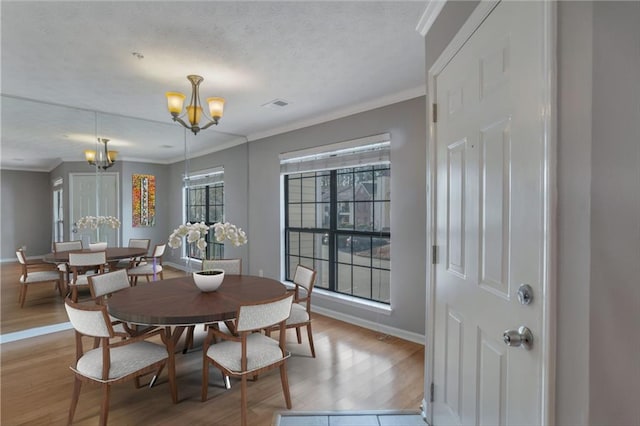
161 326 186 404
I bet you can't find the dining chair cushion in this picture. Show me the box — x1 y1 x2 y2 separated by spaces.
64 302 112 337
205 333 285 374
19 270 60 284
286 303 310 325
90 269 130 298
74 341 168 382
293 265 315 292
72 271 99 286
127 264 163 275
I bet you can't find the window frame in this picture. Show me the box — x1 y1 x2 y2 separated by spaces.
284 164 391 304
184 178 225 261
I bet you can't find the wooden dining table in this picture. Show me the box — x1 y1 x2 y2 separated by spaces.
43 247 148 269
106 274 288 403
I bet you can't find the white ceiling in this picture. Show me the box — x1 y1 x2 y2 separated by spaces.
1 1 427 171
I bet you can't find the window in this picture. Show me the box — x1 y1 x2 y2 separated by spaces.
282 135 391 304
185 168 224 260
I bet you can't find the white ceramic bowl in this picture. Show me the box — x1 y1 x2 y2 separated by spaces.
192 269 225 292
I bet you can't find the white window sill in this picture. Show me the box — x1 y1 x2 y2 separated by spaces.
282 281 392 316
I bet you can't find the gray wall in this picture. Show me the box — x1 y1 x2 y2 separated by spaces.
120 161 173 251
248 97 427 335
165 142 250 270
0 170 52 258
589 2 640 425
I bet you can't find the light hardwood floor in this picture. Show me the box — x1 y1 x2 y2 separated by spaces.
0 261 425 425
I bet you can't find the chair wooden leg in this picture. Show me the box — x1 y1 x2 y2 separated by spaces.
201 359 210 401
240 375 248 426
307 323 316 358
295 327 302 344
57 280 64 297
99 383 110 426
71 287 78 303
19 285 27 308
67 377 82 426
149 363 165 388
280 363 292 409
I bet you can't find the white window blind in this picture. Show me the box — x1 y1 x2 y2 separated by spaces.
184 166 224 188
279 133 391 175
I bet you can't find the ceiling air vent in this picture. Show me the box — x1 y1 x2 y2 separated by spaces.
261 98 290 109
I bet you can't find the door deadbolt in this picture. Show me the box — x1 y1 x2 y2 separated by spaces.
517 284 533 305
503 326 533 350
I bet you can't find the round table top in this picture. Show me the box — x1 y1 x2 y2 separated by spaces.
43 247 148 263
107 275 287 326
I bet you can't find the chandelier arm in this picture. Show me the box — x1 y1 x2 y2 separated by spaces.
198 119 220 132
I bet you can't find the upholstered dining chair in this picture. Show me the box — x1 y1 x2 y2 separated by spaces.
64 297 168 426
115 238 150 269
127 243 166 285
68 251 107 302
182 258 243 353
201 293 294 426
53 240 84 283
201 258 242 275
54 240 84 252
266 264 318 357
88 269 155 339
15 248 64 307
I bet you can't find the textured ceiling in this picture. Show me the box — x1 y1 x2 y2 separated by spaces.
1 1 427 171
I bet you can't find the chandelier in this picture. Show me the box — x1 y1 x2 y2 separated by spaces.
166 75 225 135
84 138 117 170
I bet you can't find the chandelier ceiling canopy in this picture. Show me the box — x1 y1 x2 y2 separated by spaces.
166 75 225 135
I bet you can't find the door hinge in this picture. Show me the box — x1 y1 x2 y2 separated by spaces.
430 382 435 402
432 103 438 123
431 245 439 264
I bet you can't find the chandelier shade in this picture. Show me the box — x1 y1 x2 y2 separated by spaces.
165 75 225 135
85 138 117 169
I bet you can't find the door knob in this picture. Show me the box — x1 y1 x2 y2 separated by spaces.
503 326 533 350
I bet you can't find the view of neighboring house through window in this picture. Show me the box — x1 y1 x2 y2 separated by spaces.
185 168 224 260
281 135 391 304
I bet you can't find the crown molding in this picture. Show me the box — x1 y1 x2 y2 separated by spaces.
416 0 448 37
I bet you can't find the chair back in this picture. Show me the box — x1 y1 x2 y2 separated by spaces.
293 264 317 293
236 294 294 332
128 238 151 251
89 269 131 300
69 251 107 267
202 258 242 275
15 249 27 265
64 298 113 338
54 240 83 252
151 243 166 258
15 249 29 278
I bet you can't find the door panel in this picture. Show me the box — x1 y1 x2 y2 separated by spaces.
69 173 119 246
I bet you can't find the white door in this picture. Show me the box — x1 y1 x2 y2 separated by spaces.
69 173 120 246
431 2 552 425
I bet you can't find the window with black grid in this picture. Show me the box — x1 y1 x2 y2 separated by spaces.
283 137 391 304
186 181 224 260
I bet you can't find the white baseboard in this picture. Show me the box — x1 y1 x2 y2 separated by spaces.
311 304 425 345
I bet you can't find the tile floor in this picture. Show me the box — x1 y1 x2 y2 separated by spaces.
275 411 426 426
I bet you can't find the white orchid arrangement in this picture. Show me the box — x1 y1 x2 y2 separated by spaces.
168 221 248 254
76 215 121 230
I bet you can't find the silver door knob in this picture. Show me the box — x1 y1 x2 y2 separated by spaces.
503 326 533 350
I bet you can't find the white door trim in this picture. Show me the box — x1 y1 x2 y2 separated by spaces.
424 1 557 424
